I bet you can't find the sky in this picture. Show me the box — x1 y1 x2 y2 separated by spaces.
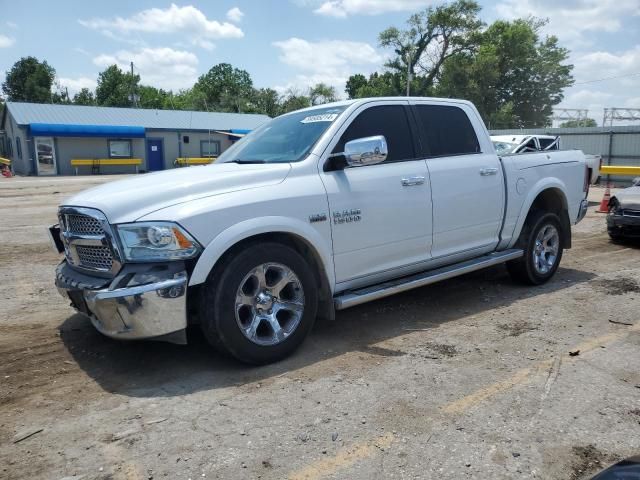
0 0 639 125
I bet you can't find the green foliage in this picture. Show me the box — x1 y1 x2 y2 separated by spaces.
346 72 405 98
379 0 483 92
345 74 368 99
309 83 337 105
138 85 169 109
560 118 597 128
279 89 311 114
436 17 574 128
2 56 56 103
193 63 254 112
95 65 140 107
72 88 95 106
250 88 281 117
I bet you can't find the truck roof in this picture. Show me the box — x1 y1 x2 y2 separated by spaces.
285 97 476 115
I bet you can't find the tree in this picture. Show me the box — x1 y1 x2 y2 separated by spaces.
193 63 254 112
345 74 368 99
345 71 404 98
138 85 169 109
251 88 281 117
95 65 140 107
279 89 311 114
309 83 337 105
2 56 56 103
379 0 483 94
560 118 597 128
51 80 72 104
436 18 573 128
73 88 95 106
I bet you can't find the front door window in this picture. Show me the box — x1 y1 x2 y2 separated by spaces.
35 137 57 176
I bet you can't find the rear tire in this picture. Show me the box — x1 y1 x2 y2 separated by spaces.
507 211 564 285
201 242 318 365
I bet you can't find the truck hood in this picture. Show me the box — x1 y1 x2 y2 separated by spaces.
615 186 640 210
62 162 291 224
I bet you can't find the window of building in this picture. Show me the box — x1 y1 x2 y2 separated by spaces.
332 105 414 163
108 140 132 158
6 138 13 157
183 135 190 144
413 105 480 157
201 139 221 158
16 136 22 159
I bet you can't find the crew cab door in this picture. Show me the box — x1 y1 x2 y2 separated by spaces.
320 102 432 285
411 101 504 259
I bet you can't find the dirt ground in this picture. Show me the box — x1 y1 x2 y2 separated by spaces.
1 176 639 480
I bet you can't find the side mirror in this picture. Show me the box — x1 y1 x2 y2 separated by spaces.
343 135 388 167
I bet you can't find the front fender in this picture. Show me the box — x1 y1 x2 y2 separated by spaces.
507 177 569 249
189 216 335 291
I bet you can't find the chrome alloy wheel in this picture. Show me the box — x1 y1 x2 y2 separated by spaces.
234 263 305 346
532 224 560 275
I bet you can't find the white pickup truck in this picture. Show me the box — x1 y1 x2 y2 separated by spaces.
51 98 589 364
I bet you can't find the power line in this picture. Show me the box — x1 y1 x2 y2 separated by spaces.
573 71 640 85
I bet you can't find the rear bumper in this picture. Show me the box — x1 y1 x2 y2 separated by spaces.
55 261 188 343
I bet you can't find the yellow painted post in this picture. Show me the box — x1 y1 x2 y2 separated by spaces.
600 165 640 176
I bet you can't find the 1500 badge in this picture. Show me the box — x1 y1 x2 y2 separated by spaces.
333 208 362 225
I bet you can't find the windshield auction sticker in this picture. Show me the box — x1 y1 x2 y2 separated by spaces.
301 113 339 124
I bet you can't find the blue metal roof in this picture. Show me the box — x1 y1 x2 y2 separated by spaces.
6 102 270 132
29 123 145 138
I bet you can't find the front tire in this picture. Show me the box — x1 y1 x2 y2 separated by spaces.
507 211 564 285
201 242 318 365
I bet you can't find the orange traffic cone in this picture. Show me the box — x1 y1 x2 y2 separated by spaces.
596 184 611 213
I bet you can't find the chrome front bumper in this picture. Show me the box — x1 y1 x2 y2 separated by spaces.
56 262 188 343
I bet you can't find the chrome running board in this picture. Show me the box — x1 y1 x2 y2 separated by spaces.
334 249 524 310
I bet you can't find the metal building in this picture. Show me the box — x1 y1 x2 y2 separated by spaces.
0 102 270 176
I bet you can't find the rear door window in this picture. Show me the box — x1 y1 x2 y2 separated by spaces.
413 105 480 157
332 105 415 163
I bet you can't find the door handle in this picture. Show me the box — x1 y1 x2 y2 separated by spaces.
401 176 426 186
479 167 499 176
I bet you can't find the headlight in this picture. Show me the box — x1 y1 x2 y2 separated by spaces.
116 222 201 262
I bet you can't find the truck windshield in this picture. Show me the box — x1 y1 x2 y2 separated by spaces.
492 141 519 155
218 105 348 164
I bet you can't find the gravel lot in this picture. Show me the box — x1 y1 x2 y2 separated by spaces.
1 176 639 480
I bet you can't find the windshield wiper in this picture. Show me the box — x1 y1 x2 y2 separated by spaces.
229 159 267 164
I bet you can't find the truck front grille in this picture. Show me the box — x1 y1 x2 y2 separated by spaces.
64 214 104 236
622 209 640 218
75 245 114 271
59 207 120 276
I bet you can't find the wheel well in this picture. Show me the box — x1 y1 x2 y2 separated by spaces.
526 188 572 249
190 232 334 324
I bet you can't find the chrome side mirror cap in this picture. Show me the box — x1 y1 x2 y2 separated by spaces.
343 135 388 167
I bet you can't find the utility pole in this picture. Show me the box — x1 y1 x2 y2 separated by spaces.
406 51 412 97
131 61 135 107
